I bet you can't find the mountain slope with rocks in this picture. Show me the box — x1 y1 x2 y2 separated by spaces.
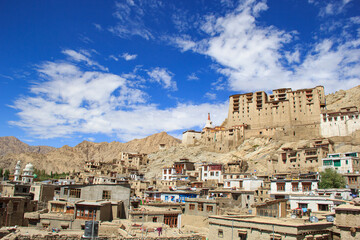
0 136 55 156
0 132 180 173
325 85 360 111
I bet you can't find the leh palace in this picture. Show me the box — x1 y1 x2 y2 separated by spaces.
184 86 360 151
1 85 360 240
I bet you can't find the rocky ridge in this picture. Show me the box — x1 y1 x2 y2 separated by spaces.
0 132 180 173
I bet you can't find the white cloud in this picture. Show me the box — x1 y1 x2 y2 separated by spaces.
9 61 227 141
309 0 353 17
204 92 217 100
121 53 137 61
62 49 108 71
187 73 199 81
147 67 177 90
109 55 119 61
172 0 360 93
109 1 155 40
93 23 103 31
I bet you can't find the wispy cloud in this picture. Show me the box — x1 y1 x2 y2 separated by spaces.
187 73 199 81
121 53 137 61
204 92 217 100
109 0 158 40
0 73 14 80
147 67 177 91
309 0 353 17
9 56 227 141
62 49 108 72
171 0 360 93
93 23 103 31
109 55 119 61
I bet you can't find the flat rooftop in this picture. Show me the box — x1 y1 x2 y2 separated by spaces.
209 215 332 227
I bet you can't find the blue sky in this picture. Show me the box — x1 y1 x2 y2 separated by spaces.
0 0 359 147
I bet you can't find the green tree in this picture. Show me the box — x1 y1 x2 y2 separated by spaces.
319 168 346 189
0 168 3 177
3 169 10 180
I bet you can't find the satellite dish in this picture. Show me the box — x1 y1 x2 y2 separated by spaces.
309 216 319 223
326 215 334 222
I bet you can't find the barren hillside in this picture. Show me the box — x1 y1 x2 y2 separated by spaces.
0 132 180 173
0 136 55 156
326 85 360 111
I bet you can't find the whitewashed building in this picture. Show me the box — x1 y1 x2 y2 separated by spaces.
224 177 263 191
321 106 360 137
270 179 319 198
162 167 176 181
200 163 222 182
321 152 360 174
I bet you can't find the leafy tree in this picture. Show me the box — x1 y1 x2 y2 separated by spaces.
319 168 346 189
33 168 69 181
3 169 10 180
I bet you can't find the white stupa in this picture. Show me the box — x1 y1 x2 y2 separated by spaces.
14 160 21 182
22 163 34 184
204 113 214 129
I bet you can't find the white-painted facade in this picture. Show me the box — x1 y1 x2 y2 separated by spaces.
200 164 222 182
224 178 263 191
270 180 318 196
320 107 360 137
288 195 337 212
162 167 176 181
321 152 360 174
315 188 352 201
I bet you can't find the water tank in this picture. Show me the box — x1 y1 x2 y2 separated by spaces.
326 215 334 222
83 221 99 239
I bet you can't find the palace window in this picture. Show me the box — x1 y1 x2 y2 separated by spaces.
102 190 111 200
198 203 203 211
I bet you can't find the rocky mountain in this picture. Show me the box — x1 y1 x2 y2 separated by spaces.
325 85 360 111
0 132 180 173
0 136 55 156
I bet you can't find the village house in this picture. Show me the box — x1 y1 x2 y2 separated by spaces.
208 214 333 240
129 206 181 228
29 199 124 230
321 152 360 174
58 183 131 217
29 182 56 205
145 190 199 203
254 175 271 203
334 201 360 239
1 182 33 199
223 177 263 191
269 139 332 175
0 196 37 227
343 173 360 196
270 178 319 199
200 163 222 182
